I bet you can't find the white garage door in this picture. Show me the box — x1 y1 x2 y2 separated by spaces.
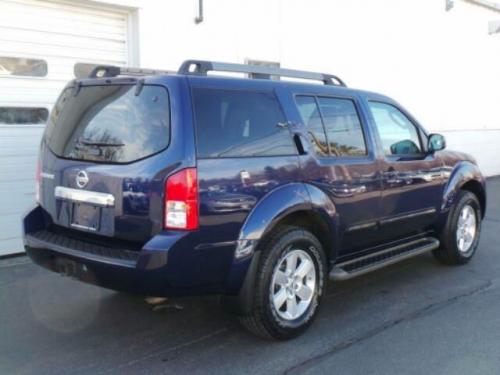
0 0 135 256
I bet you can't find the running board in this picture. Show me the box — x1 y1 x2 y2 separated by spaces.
330 237 440 281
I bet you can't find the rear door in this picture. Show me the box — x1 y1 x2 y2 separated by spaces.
189 78 301 282
39 78 182 245
283 89 384 255
366 101 444 240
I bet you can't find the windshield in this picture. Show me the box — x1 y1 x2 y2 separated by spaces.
44 84 170 163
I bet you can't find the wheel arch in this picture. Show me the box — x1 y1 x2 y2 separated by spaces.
441 161 486 219
236 182 338 260
460 179 486 218
222 182 338 314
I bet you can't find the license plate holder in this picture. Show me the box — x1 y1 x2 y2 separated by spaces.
71 203 101 232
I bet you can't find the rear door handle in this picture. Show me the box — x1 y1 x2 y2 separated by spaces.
278 121 310 155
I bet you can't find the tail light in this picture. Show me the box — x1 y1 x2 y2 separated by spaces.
164 168 199 230
35 159 41 203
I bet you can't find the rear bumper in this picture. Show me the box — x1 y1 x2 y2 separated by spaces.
22 205 229 297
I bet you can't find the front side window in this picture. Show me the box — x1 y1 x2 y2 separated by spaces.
45 84 170 163
317 97 367 156
369 102 422 156
295 95 329 157
192 88 296 158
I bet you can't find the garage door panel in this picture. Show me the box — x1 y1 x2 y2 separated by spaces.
0 27 128 52
0 0 131 255
3 0 128 20
0 238 23 256
0 213 24 240
0 2 127 25
0 158 38 182
0 41 128 63
0 19 127 41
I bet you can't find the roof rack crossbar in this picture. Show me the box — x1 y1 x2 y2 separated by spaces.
74 63 173 79
177 60 346 86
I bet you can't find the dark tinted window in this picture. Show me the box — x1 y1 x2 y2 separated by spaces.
295 96 329 157
369 102 422 155
317 97 367 156
45 84 170 163
192 88 296 158
0 56 47 77
0 107 48 124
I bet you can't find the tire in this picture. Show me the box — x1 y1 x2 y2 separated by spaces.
239 226 327 340
433 190 482 265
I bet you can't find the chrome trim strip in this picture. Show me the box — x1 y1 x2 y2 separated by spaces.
379 207 437 226
70 223 98 232
345 221 378 233
55 186 115 207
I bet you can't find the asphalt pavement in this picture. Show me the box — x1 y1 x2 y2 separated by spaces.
1 178 500 375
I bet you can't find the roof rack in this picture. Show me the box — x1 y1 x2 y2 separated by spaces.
177 59 347 87
74 63 173 79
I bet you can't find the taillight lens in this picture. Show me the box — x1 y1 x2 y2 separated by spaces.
35 159 41 203
164 168 199 230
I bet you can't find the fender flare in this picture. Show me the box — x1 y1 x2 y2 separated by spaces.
222 182 337 315
441 161 486 217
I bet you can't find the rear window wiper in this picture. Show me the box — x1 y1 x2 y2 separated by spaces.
77 138 125 147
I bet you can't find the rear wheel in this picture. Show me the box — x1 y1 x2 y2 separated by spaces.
239 226 327 340
433 190 482 265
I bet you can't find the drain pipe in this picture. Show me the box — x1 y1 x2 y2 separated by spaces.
195 0 204 24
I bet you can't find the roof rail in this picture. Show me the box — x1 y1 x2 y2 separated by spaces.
177 60 347 87
74 63 173 79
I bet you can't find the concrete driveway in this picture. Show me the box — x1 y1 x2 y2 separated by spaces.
1 178 500 375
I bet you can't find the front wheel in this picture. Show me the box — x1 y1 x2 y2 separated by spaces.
433 190 482 265
239 226 327 340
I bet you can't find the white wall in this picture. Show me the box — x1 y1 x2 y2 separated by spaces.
134 0 500 175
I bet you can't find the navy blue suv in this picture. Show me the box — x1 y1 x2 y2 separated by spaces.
23 60 486 339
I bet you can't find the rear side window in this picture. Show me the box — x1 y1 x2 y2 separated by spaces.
317 97 367 157
45 84 170 163
295 95 367 157
192 88 296 158
295 96 329 157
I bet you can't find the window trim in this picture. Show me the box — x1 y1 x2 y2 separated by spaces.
191 86 298 159
295 95 330 158
294 93 370 159
367 100 427 160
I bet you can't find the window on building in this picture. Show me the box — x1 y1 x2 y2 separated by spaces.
0 57 47 77
295 95 329 157
369 102 422 156
317 97 367 156
0 107 49 125
192 88 296 158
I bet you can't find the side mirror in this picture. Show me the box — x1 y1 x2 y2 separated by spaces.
428 133 446 153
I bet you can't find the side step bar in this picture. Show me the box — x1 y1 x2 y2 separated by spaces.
330 237 440 281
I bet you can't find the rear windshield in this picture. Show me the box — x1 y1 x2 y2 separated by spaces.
44 84 170 163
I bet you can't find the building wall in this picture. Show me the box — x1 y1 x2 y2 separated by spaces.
135 0 500 176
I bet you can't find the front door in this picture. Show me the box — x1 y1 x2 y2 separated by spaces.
281 90 384 255
367 101 444 240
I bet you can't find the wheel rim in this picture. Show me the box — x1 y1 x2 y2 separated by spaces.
456 204 477 253
271 248 317 321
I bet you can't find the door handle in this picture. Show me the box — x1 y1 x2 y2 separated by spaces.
278 121 310 155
